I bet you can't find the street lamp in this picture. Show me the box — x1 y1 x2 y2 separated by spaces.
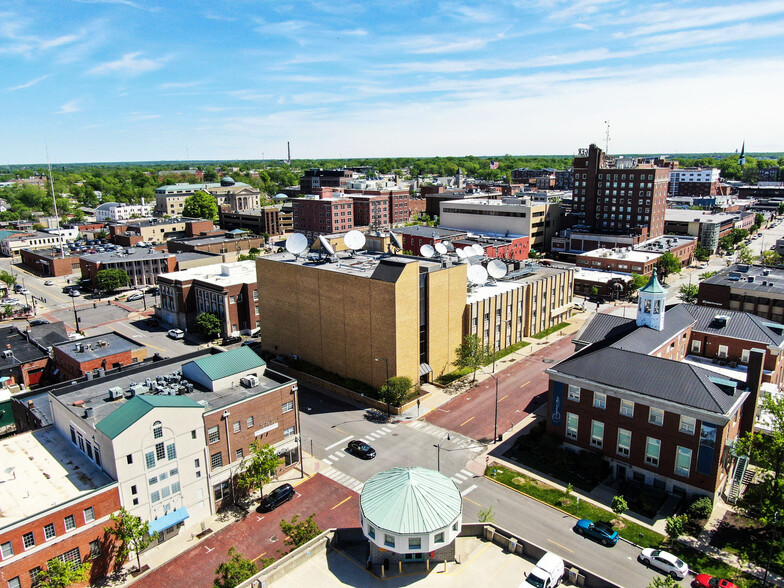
374 357 389 383
434 434 451 472
764 510 779 587
481 370 500 443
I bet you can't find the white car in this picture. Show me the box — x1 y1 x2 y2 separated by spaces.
639 548 688 580
44 280 54 286
1 297 20 305
167 328 185 339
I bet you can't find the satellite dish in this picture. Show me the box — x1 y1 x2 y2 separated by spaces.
443 241 454 252
456 248 467 260
389 231 403 250
472 244 485 256
318 235 335 255
487 259 508 279
420 244 435 258
344 230 366 251
462 247 475 257
435 242 447 255
467 265 488 285
285 233 308 256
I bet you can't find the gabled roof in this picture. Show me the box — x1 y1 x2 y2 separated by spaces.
573 313 636 346
610 304 696 354
683 304 784 346
96 395 202 439
360 467 462 534
548 347 746 415
186 346 266 382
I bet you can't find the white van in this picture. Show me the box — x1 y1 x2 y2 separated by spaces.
521 552 564 588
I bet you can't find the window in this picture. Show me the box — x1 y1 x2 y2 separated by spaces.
8 578 20 588
64 515 75 531
44 523 56 540
214 480 231 501
617 428 631 457
593 391 606 409
59 547 80 564
84 507 95 523
649 407 664 426
155 442 165 461
691 340 701 353
161 486 171 499
680 415 696 435
194 458 200 468
131 485 137 495
284 426 295 437
675 446 692 477
590 420 604 448
170 468 178 477
408 537 422 549
566 413 578 440
1 541 14 559
247 416 254 428
29 568 42 587
567 385 580 401
368 525 375 539
151 491 160 503
208 426 220 444
282 401 294 413
434 532 444 544
741 349 750 363
384 534 395 548
126 454 133 465
145 451 155 469
620 399 634 417
153 421 163 439
236 448 244 460
646 437 661 466
718 344 728 359
23 532 35 550
166 443 177 460
191 430 197 439
89 540 101 558
149 475 159 485
233 421 241 434
211 452 223 469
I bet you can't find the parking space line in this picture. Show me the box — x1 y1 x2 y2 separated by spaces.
324 435 353 451
459 416 475 427
331 496 352 510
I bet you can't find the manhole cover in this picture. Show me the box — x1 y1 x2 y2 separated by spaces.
269 536 278 542
542 358 556 363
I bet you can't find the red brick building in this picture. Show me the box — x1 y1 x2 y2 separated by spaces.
347 195 389 228
299 169 353 193
0 428 121 588
0 327 53 389
291 197 354 238
52 333 147 381
452 236 530 261
80 249 177 289
20 249 81 277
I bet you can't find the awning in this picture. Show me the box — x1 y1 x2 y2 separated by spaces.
419 363 433 376
148 507 189 535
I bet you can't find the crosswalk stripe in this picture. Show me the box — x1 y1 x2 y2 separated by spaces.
322 457 332 464
461 469 473 478
381 427 392 433
359 438 370 443
374 429 387 435
368 432 380 439
452 473 466 482
461 484 477 496
332 452 343 460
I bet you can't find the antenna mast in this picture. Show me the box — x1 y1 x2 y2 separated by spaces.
46 147 65 259
604 120 610 155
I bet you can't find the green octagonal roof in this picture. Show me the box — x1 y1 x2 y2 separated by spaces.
360 467 462 535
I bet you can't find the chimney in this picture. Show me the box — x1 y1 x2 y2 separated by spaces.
741 349 766 435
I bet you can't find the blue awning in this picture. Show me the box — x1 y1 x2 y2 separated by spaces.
148 507 189 535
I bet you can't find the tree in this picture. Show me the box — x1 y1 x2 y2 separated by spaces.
528 249 539 259
657 252 682 282
182 190 218 221
0 270 16 293
736 245 755 264
213 547 258 588
629 273 649 293
104 507 157 572
378 376 412 416
95 268 129 293
477 506 495 522
678 284 698 303
280 514 322 548
699 271 717 280
647 576 679 588
736 394 784 524
755 213 766 228
761 250 784 266
38 557 91 588
729 228 749 245
196 311 222 339
665 514 686 542
611 495 628 517
694 244 711 262
236 440 283 500
454 334 489 382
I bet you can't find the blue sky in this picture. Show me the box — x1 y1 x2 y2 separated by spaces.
2 0 783 164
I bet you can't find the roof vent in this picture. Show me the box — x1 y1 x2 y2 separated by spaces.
713 315 730 328
763 269 771 276
748 276 755 283
108 386 124 400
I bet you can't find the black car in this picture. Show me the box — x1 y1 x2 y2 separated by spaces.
29 319 50 326
222 335 243 346
146 286 159 295
257 483 295 512
347 440 376 459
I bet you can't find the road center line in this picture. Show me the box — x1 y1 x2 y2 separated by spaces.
459 416 475 427
324 435 353 451
547 539 573 553
463 496 481 507
331 496 352 510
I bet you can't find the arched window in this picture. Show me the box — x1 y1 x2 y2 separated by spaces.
153 421 163 439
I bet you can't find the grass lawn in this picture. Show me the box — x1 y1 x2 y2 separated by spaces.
485 464 664 548
532 322 570 339
709 511 784 576
435 341 531 385
668 543 767 587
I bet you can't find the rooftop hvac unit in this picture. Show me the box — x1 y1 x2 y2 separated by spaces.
2 350 12 359
108 386 124 400
241 375 260 388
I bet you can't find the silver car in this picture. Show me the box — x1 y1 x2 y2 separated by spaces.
639 548 688 579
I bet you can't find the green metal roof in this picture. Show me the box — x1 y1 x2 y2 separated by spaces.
188 347 266 381
360 467 462 534
640 274 666 294
96 395 202 439
0 230 24 239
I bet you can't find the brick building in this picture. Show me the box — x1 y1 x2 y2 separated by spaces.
0 427 121 588
156 260 259 336
80 248 177 289
345 189 410 224
698 264 784 323
166 233 266 262
348 195 389 228
218 207 281 237
20 248 81 277
299 169 353 193
52 333 148 381
108 218 215 246
292 197 355 238
0 326 52 389
668 168 721 197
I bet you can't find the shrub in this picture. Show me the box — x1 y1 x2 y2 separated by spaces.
688 496 713 520
665 514 687 541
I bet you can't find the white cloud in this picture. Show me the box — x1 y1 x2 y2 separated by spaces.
402 36 493 54
635 20 784 53
70 0 160 11
57 99 81 114
128 112 161 120
8 75 49 91
88 52 169 75
573 22 594 30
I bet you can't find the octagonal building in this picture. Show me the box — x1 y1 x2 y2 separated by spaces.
360 467 462 565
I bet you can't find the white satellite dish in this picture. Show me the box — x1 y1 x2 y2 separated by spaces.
318 235 335 255
467 265 488 285
462 247 475 257
344 230 366 251
285 233 308 256
420 244 435 258
456 248 467 260
435 242 447 255
472 244 485 256
389 231 403 250
443 241 454 252
487 259 508 279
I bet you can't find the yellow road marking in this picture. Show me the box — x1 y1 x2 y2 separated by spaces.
251 552 267 562
498 394 508 402
334 427 348 435
462 496 481 507
520 380 531 388
459 416 475 427
547 539 573 553
331 496 352 510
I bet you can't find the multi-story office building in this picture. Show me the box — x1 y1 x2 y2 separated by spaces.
698 264 784 323
154 177 260 216
218 207 281 237
299 169 354 193
668 168 721 197
291 197 355 238
95 202 154 222
664 210 738 252
80 248 176 288
348 194 389 229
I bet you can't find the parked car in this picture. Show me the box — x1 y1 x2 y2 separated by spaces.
639 548 688 579
256 483 295 512
574 519 619 546
68 289 81 297
692 574 737 588
221 335 243 346
539 260 552 266
126 293 145 302
1 297 20 305
28 319 50 326
167 328 185 339
346 440 376 459
44 280 54 286
18 288 30 295
146 286 159 294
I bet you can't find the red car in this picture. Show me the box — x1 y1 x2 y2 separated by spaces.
692 574 738 588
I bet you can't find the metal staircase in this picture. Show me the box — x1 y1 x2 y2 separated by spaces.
727 455 750 504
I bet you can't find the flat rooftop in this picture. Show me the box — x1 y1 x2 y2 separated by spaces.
634 235 696 253
53 354 294 424
394 226 467 238
158 260 257 286
467 265 573 304
261 250 449 279
80 248 174 262
580 248 660 263
53 332 145 363
173 234 260 246
21 247 78 260
574 268 633 284
0 427 113 528
665 209 738 223
702 263 784 295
